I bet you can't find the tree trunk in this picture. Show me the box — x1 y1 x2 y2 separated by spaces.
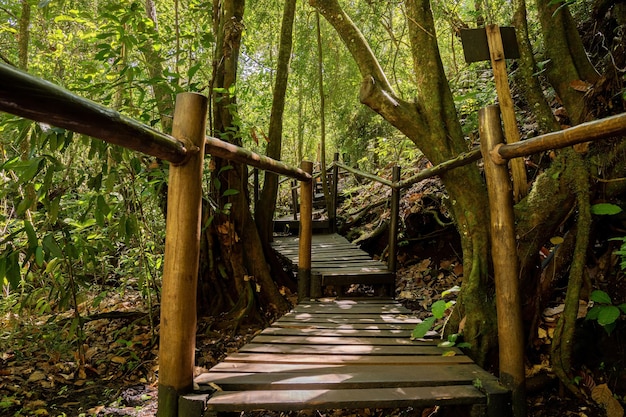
205 0 289 323
315 11 332 221
18 0 30 70
311 0 496 365
535 0 600 125
142 0 175 133
512 0 561 133
256 0 297 243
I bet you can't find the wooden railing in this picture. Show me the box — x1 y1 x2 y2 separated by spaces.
0 62 312 417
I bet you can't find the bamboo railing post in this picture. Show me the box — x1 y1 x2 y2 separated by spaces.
291 180 298 221
298 161 314 301
479 105 526 417
253 168 259 212
486 25 528 202
330 153 340 233
157 93 207 417
388 166 401 274
387 166 401 296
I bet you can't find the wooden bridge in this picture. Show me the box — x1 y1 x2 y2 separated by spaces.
180 234 511 417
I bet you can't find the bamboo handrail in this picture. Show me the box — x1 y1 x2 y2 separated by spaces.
0 63 310 182
494 112 626 163
0 63 189 164
205 136 311 181
334 161 394 187
395 148 482 190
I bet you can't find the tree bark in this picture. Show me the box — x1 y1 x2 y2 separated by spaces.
535 0 600 125
256 0 297 243
512 0 561 134
207 0 289 321
18 0 30 70
311 0 496 365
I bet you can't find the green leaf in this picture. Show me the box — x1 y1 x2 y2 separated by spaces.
456 342 472 349
597 306 621 326
218 164 234 175
431 300 447 319
43 234 64 259
23 220 38 247
603 321 617 335
586 305 601 320
590 290 612 305
411 317 435 339
16 197 33 216
619 303 626 314
5 253 21 289
438 341 454 348
590 203 622 216
35 246 44 267
20 157 43 182
222 189 240 197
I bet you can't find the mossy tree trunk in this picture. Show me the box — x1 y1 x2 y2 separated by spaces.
536 0 600 125
201 0 290 326
310 0 496 366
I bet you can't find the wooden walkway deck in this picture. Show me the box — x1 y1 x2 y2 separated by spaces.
181 234 510 416
188 299 510 416
271 233 395 295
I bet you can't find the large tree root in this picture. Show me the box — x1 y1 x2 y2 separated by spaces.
551 151 591 398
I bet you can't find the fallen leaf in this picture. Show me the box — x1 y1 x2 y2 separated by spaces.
110 356 127 364
570 79 592 92
28 371 46 383
591 384 624 417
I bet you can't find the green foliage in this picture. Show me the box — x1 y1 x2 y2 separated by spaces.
612 235 626 272
411 299 452 339
586 290 626 334
590 203 623 216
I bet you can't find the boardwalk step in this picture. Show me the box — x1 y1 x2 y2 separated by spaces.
206 385 487 412
193 300 511 417
271 233 394 293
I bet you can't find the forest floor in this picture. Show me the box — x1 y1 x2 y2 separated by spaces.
0 253 605 416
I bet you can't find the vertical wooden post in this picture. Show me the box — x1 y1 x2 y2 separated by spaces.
330 152 340 233
157 93 207 417
388 166 401 274
298 161 314 301
253 168 259 213
479 105 527 417
486 25 528 202
290 180 297 221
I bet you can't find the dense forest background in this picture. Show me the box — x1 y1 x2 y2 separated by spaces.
1 0 626 416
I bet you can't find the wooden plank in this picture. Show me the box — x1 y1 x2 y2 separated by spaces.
260 327 413 337
322 273 395 286
271 322 416 330
196 364 492 390
281 312 420 322
289 306 409 314
223 352 473 365
206 385 486 412
252 334 424 345
238 343 457 356
294 302 409 310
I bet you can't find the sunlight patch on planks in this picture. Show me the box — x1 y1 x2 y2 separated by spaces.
189 299 511 416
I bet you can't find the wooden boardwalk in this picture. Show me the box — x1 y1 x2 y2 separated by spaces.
191 299 510 416
271 233 395 294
